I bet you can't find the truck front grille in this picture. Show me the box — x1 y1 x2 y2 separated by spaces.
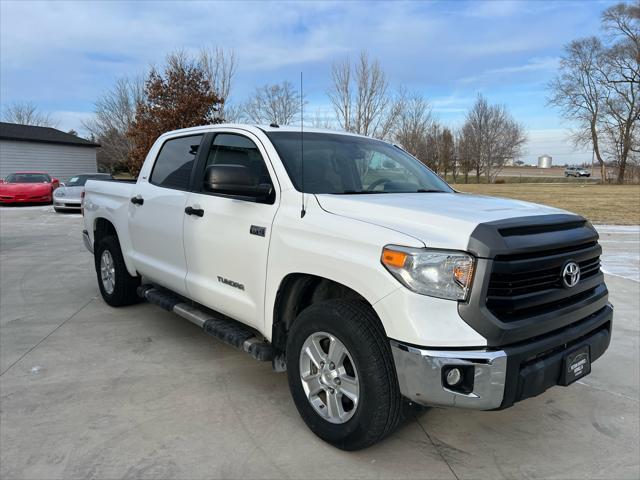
486 241 603 322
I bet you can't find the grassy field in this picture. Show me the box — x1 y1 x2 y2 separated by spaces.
454 183 640 225
443 175 598 184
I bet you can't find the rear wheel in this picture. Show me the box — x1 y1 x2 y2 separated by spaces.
286 299 402 450
95 235 140 306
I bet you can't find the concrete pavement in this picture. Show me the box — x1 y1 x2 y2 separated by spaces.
1 206 638 479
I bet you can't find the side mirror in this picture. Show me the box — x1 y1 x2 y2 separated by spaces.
203 164 272 201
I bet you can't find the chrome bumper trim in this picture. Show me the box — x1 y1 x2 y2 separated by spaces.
390 340 507 410
82 229 93 254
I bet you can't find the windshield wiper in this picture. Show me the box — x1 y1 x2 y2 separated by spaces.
415 189 446 193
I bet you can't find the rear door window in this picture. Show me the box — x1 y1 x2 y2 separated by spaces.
150 134 204 190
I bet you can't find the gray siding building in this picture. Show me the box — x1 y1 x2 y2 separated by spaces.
0 122 99 179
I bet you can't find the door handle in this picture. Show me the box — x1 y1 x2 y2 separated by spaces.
130 196 144 206
185 206 204 217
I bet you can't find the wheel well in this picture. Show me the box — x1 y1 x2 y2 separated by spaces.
94 217 118 245
271 274 371 353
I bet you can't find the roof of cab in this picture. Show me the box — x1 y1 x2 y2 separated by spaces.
158 123 371 140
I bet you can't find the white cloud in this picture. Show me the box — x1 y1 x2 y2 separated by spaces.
460 57 560 84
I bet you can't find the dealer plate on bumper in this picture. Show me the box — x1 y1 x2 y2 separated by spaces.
562 345 591 385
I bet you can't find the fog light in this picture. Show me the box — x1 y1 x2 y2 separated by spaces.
445 367 462 386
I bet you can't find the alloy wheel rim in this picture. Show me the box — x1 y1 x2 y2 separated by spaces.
299 331 360 424
100 250 115 295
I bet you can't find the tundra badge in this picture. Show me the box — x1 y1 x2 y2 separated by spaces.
217 276 245 291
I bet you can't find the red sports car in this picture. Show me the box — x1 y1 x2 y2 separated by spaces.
0 172 60 204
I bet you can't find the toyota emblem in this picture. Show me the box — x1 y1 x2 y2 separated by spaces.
562 261 581 288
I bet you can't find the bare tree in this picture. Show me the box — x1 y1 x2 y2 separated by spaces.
548 2 639 183
392 90 456 180
456 127 474 184
83 77 144 173
243 81 303 125
599 2 639 183
602 1 640 46
438 127 455 180
310 108 336 129
2 101 58 127
328 58 352 131
460 95 527 183
452 129 468 183
420 123 438 171
199 47 238 120
328 51 400 139
393 90 434 164
549 38 609 180
222 103 246 123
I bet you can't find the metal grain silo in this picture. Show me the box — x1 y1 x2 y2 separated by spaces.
538 154 552 168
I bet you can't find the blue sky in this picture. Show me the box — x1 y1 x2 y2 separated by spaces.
0 0 618 164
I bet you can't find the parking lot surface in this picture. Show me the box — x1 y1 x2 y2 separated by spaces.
1 206 639 479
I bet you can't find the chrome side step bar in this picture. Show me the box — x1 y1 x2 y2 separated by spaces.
137 285 274 361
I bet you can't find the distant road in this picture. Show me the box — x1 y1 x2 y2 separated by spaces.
500 166 601 179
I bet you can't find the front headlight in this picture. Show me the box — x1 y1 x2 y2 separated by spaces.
381 246 475 301
54 189 65 197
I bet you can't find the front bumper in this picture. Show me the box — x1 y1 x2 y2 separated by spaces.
54 199 81 209
391 303 612 410
1 195 52 204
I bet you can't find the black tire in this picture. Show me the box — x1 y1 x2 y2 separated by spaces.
94 235 140 307
286 299 402 450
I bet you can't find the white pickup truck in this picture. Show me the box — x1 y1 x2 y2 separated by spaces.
82 124 612 450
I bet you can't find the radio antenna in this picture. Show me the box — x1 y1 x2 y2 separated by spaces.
300 71 306 218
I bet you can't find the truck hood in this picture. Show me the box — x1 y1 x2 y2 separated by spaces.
315 192 570 252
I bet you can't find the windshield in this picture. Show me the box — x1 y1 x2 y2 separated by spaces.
266 132 453 194
5 173 50 183
65 174 111 187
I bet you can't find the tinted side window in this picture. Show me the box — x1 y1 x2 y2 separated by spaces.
150 134 203 189
206 134 272 185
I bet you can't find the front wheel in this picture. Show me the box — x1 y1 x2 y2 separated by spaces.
94 235 140 306
286 299 402 450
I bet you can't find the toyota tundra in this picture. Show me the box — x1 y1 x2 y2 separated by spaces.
82 124 612 450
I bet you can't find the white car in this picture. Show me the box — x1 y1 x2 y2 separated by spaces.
565 166 591 177
82 125 612 450
53 173 112 212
